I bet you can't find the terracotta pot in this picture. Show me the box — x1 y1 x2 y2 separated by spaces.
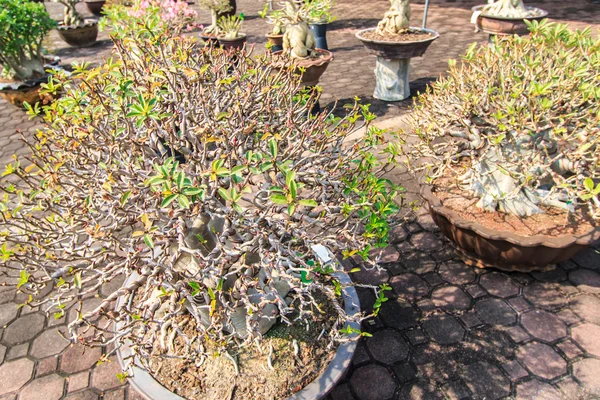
272 49 334 87
421 185 600 272
472 5 548 36
116 270 360 400
57 20 99 47
200 32 219 46
355 27 439 59
85 0 106 16
266 33 284 52
0 85 42 108
217 34 247 51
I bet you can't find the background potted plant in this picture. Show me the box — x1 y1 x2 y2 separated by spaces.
303 0 336 50
471 0 548 37
355 0 439 101
216 14 246 49
259 4 289 52
198 0 233 42
0 0 57 107
0 2 403 397
85 0 106 16
52 0 99 47
402 20 600 271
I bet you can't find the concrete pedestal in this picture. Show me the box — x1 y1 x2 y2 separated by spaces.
373 57 411 102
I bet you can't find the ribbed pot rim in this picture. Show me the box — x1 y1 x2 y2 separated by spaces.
421 184 600 248
471 5 548 21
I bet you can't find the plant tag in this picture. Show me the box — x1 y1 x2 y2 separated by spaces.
311 244 333 265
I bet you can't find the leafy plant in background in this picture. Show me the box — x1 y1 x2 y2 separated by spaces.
302 0 336 24
0 0 56 81
1 11 403 372
260 4 289 35
217 14 243 39
51 0 88 26
403 20 600 219
199 0 233 35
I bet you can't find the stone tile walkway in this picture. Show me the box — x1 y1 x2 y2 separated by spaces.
1 0 600 399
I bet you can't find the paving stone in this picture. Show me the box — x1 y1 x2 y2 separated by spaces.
423 314 464 345
349 364 397 400
571 323 600 357
570 294 600 324
459 312 482 329
475 298 517 326
442 380 470 400
398 380 445 399
516 379 562 400
520 309 567 343
523 283 568 311
431 247 456 263
531 267 568 283
431 286 470 312
405 329 428 346
19 373 65 400
352 344 371 365
417 214 440 233
422 272 444 287
102 388 126 400
366 329 409 365
572 358 600 396
36 356 58 377
63 390 99 400
351 266 390 286
6 342 29 360
0 344 5 363
393 363 417 383
389 225 409 244
91 358 123 392
416 299 437 313
0 304 18 327
465 284 486 299
406 223 423 234
390 273 429 301
30 327 70 359
0 357 34 394
68 371 90 393
556 377 587 400
517 342 567 380
556 308 581 326
60 345 102 374
568 269 600 293
369 246 400 264
462 361 510 399
505 326 531 344
571 248 600 270
2 313 45 345
556 340 583 359
501 360 528 382
378 298 420 330
410 232 443 252
330 383 354 400
508 296 531 313
479 272 519 298
400 252 437 275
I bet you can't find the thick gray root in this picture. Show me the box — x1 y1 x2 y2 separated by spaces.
375 0 411 36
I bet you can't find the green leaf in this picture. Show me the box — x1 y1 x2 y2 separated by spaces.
285 171 296 188
287 204 296 215
349 267 361 273
299 199 318 207
120 191 132 206
270 194 288 205
218 188 232 201
300 270 313 284
268 138 278 159
177 195 190 209
17 270 30 289
584 177 594 192
161 193 178 208
73 271 82 289
143 234 154 248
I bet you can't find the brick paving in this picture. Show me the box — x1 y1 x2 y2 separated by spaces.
1 0 600 399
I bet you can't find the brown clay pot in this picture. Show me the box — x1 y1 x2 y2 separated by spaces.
57 20 99 48
266 34 284 52
272 49 334 87
217 34 247 51
472 5 549 36
85 0 106 16
0 85 42 108
421 185 600 272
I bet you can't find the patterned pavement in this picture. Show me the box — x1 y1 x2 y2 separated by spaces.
1 0 600 399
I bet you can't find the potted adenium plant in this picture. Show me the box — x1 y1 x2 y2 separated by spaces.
0 0 57 107
303 0 336 51
52 0 99 47
471 0 548 37
0 4 402 399
216 14 246 50
274 0 334 87
356 0 439 101
259 4 289 52
402 20 600 271
199 0 233 42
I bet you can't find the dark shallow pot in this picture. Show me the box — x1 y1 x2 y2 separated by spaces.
421 185 600 272
272 49 334 86
472 5 548 36
266 33 284 52
57 20 99 47
0 85 42 108
309 22 328 50
355 27 439 60
217 34 247 50
116 271 360 400
85 0 106 16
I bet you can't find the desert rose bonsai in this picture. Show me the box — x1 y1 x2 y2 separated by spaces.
403 20 600 270
199 0 233 36
0 5 403 397
52 0 99 47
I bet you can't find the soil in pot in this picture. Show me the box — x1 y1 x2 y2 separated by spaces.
146 291 340 400
360 28 434 42
433 172 598 237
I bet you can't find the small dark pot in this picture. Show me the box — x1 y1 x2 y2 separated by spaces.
421 185 600 272
218 34 247 51
200 32 219 46
0 85 42 108
57 21 99 47
85 0 106 16
266 33 284 52
309 22 328 50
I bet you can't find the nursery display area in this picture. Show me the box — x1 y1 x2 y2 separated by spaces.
0 0 599 399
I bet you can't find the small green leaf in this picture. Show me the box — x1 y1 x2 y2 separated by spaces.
270 194 288 205
298 199 318 207
161 193 178 208
143 234 154 248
